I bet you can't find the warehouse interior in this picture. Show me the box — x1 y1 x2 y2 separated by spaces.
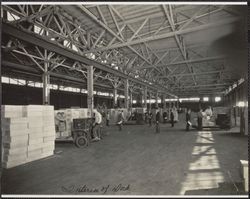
1 4 248 195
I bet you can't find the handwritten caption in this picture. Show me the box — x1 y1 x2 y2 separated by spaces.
61 183 130 194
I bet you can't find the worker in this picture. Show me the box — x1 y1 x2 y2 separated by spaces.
55 112 66 137
145 111 149 124
106 112 110 127
186 109 191 131
92 110 102 141
148 111 153 126
170 109 174 127
155 109 160 133
163 111 167 123
117 110 125 131
197 109 203 130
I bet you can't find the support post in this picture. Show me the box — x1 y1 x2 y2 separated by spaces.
87 65 94 117
155 91 159 108
149 92 152 111
144 86 148 108
124 79 129 109
163 94 166 111
43 50 50 105
130 90 133 108
113 87 118 108
176 98 179 109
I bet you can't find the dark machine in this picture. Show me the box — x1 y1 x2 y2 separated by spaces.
72 118 93 148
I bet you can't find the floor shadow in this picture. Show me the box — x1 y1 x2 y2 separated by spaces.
185 182 246 195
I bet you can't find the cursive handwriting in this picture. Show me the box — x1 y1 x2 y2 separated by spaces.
61 184 130 194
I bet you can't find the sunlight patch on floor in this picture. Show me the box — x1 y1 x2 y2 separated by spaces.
180 131 225 194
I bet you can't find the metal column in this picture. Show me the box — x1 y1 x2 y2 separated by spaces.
124 79 129 109
87 65 94 116
43 50 50 105
130 90 133 108
149 92 152 111
163 94 166 111
144 87 148 109
176 98 179 109
155 91 159 108
113 87 118 108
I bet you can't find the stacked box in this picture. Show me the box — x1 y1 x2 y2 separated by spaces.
23 105 44 163
41 106 55 158
1 107 29 168
1 105 24 118
2 105 56 168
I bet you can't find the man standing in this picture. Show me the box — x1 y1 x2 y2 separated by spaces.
155 109 160 133
170 109 174 127
148 111 152 127
117 110 125 131
92 110 102 141
106 112 110 127
197 109 203 130
186 109 191 131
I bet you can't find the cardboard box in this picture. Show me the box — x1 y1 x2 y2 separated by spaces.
3 134 29 143
43 136 56 142
2 159 27 169
27 148 42 157
2 123 29 132
3 147 27 156
41 151 54 158
28 138 43 145
3 154 27 162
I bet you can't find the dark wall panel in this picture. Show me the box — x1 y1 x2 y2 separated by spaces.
2 84 113 110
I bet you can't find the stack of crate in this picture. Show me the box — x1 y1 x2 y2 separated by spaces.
1 105 56 169
42 106 55 158
2 116 29 169
23 105 44 163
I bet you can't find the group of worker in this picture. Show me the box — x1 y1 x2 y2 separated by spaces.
145 108 176 130
147 107 206 133
91 109 126 142
91 106 208 139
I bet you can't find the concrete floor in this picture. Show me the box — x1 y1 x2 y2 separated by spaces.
2 121 248 195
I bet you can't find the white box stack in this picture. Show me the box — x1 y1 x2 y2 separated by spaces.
2 105 56 168
23 105 44 163
42 105 55 158
1 113 29 169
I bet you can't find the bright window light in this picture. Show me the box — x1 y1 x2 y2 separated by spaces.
232 83 237 89
2 76 9 83
215 97 221 102
63 40 70 47
238 101 245 107
203 97 209 102
7 12 20 21
34 25 44 35
72 44 78 52
132 100 137 104
9 79 18 85
34 82 43 88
